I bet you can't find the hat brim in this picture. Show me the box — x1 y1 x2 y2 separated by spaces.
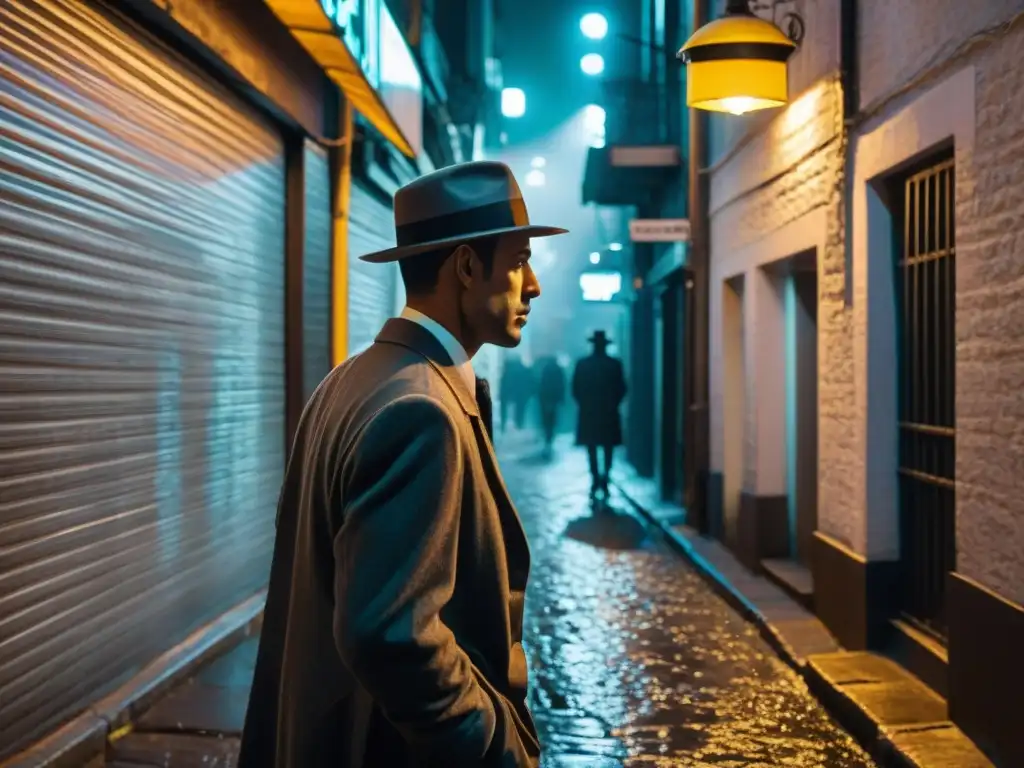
357 224 569 264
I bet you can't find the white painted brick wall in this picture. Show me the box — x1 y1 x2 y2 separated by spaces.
706 0 1024 599
704 0 857 549
708 74 856 549
947 25 1024 604
856 2 1024 604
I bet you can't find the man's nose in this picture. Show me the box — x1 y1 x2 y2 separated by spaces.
523 263 541 299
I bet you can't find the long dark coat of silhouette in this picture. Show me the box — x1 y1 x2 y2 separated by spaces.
571 349 627 447
238 318 538 767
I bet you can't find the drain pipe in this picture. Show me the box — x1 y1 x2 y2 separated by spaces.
840 0 859 120
686 0 711 533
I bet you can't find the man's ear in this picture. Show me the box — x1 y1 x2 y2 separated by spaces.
452 244 475 289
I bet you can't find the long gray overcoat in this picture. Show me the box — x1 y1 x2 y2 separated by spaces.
238 318 539 767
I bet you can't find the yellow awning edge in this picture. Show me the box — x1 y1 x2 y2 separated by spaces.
263 0 416 157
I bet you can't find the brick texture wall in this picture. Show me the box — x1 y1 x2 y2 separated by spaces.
708 77 853 547
857 3 1024 603
705 0 855 548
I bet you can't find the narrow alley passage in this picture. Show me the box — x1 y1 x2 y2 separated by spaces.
510 438 873 767
109 437 873 767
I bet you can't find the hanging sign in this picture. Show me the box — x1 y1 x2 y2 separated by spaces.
629 218 691 243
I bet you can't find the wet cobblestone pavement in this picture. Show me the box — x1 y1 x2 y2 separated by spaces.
111 434 875 767
508 439 874 768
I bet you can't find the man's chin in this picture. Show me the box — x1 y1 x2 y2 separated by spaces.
491 328 523 348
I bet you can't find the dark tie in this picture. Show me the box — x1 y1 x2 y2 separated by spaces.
475 377 494 439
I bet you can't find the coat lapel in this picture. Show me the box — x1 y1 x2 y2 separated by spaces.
470 416 530 585
375 319 531 578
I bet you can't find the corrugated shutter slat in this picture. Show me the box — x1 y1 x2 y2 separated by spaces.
302 141 333 397
0 0 286 756
347 181 397 356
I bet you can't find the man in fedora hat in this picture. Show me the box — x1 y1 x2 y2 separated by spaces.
239 161 566 768
571 330 628 497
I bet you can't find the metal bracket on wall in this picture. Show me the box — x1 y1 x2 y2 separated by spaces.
747 0 805 44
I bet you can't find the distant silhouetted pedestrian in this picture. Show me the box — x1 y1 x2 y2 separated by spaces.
499 354 533 432
536 356 566 451
571 330 627 497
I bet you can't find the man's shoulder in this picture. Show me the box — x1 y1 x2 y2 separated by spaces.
328 341 460 421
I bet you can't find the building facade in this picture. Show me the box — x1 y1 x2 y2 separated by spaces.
837 2 1024 764
668 1 1024 765
0 0 499 760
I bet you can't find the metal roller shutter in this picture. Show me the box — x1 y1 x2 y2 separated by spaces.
347 180 398 356
0 0 286 756
302 141 333 397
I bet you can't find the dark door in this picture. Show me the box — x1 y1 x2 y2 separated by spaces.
0 0 287 756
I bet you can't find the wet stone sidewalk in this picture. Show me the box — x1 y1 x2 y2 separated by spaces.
110 436 874 767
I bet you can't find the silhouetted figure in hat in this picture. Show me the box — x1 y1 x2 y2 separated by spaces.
571 330 627 497
536 356 566 452
499 354 533 432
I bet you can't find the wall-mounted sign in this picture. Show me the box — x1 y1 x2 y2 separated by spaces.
321 0 423 156
629 218 691 243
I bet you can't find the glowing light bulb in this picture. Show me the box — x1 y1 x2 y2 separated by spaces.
721 96 758 115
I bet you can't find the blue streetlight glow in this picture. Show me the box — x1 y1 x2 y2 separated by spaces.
580 12 608 40
580 53 605 76
501 87 526 118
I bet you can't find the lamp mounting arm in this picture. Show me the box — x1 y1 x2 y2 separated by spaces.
741 0 805 44
725 0 754 14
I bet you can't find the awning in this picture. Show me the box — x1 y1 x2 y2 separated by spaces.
263 0 416 158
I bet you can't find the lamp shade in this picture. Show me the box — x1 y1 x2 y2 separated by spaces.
678 12 797 115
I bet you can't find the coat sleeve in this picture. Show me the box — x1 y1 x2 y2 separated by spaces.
331 394 503 763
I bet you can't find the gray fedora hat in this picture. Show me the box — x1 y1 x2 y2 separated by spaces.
359 160 568 263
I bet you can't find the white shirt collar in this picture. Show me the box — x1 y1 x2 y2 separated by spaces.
399 306 476 395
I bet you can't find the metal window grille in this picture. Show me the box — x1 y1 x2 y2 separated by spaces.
896 156 956 640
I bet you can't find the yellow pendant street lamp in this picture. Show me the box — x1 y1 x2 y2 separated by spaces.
677 0 798 116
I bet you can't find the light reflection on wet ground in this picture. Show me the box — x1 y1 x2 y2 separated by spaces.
504 437 875 767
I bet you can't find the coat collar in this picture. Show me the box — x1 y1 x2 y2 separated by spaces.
375 317 479 417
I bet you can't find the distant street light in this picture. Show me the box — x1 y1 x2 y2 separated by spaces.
589 251 601 264
526 169 546 187
583 103 606 148
531 156 546 169
583 104 606 131
580 12 608 40
608 242 623 251
580 53 605 76
501 87 526 118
